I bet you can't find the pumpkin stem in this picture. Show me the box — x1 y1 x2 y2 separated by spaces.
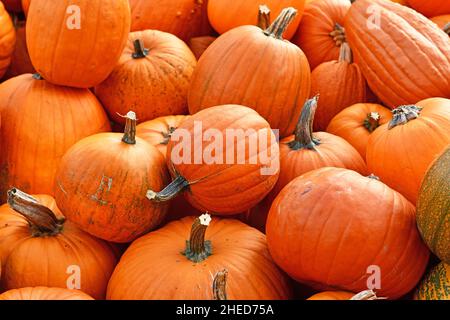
146 175 190 202
330 23 346 47
132 39 149 59
213 269 228 300
388 105 422 130
288 95 321 150
7 188 64 236
338 42 353 63
264 7 297 40
121 111 137 145
350 290 386 300
443 22 450 35
257 5 271 30
183 214 212 263
367 174 380 181
161 127 177 145
363 112 381 133
32 73 44 80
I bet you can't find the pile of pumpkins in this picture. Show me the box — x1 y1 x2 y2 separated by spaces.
0 0 449 301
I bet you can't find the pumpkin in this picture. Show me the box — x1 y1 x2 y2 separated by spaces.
207 0 305 40
0 287 94 300
95 30 196 125
366 98 450 204
430 14 450 29
0 2 16 79
0 73 110 200
414 262 450 300
344 0 450 108
292 0 351 70
107 214 292 299
326 103 393 159
307 290 381 300
266 167 430 299
188 8 311 138
408 0 450 17
128 0 213 42
2 0 22 12
26 0 131 88
189 36 216 60
21 0 30 15
310 42 368 131
55 112 170 243
0 189 117 299
146 104 280 215
417 146 450 263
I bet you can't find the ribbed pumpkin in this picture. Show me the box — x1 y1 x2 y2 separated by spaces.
55 112 170 243
188 36 216 60
188 8 311 138
2 0 22 12
326 103 393 159
417 146 450 263
414 263 450 300
345 0 450 108
367 98 450 204
408 0 450 17
0 189 117 299
128 0 213 42
310 42 367 131
95 30 196 125
26 0 131 88
0 2 16 79
0 73 110 200
292 0 351 70
266 167 430 299
107 214 292 299
0 287 94 300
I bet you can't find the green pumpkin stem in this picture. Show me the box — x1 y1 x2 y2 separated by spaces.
330 23 346 47
264 7 297 40
388 105 422 129
257 5 271 30
147 175 190 202
213 269 228 300
443 22 450 36
121 111 137 145
132 39 149 59
363 112 381 133
183 214 212 263
288 95 321 150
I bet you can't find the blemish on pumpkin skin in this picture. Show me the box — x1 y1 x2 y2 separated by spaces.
300 186 312 196
57 180 68 196
91 175 113 205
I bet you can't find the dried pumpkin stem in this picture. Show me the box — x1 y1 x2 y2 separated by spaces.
264 7 297 40
443 22 450 35
288 95 321 150
388 105 422 129
7 188 64 236
146 175 190 202
363 112 381 133
183 214 212 263
330 23 346 47
32 73 44 80
257 5 271 30
161 127 177 145
213 269 228 300
338 42 353 63
121 111 137 145
350 290 385 300
132 39 149 59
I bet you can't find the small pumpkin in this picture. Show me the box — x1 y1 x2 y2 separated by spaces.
107 214 293 299
307 290 381 300
414 262 450 300
0 2 16 79
0 287 94 300
366 98 450 204
408 0 450 17
188 36 216 60
95 30 197 125
55 112 170 243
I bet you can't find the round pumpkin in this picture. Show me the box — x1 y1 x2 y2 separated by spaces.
0 287 94 300
0 189 117 299
107 214 292 299
417 146 450 263
326 103 393 159
0 2 16 79
366 98 450 204
2 0 22 12
266 167 430 299
292 0 351 70
414 262 450 300
345 0 450 108
310 42 368 131
188 36 216 60
26 0 131 88
0 73 111 200
147 105 280 215
188 8 311 138
408 0 450 17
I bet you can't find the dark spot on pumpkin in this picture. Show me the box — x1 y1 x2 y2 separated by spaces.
301 186 312 195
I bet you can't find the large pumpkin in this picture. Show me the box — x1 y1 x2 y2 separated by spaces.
0 2 16 79
408 0 450 17
266 167 430 299
128 0 213 42
95 30 196 125
26 0 131 88
345 0 450 108
188 8 311 138
414 262 450 300
146 105 280 215
0 73 111 200
417 146 450 263
107 214 292 299
0 287 94 300
0 189 117 299
366 98 450 204
292 0 351 70
326 103 392 159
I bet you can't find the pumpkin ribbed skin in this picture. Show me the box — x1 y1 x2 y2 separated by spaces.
189 36 216 60
0 74 111 200
0 2 16 78
408 0 450 17
95 30 197 125
415 263 450 300
26 0 131 88
266 167 430 299
107 216 292 300
292 0 351 70
345 0 450 108
0 287 94 300
417 147 450 263
307 291 355 300
367 98 450 204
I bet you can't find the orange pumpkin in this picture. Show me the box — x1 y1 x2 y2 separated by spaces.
0 74 111 200
408 0 450 17
307 290 381 300
366 98 450 204
0 287 94 300
188 36 216 60
26 0 131 88
188 8 311 138
326 103 393 159
266 167 430 299
0 189 117 299
0 2 16 79
430 14 450 29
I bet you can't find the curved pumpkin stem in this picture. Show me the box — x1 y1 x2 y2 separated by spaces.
330 23 346 47
132 39 149 59
338 42 353 63
7 188 64 236
147 175 190 202
257 5 271 30
363 112 381 133
121 111 137 145
213 269 228 300
443 22 450 36
264 7 297 40
183 214 212 263
288 95 321 150
388 105 422 129
350 290 385 300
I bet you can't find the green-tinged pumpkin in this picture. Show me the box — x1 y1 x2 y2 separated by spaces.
415 262 450 300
